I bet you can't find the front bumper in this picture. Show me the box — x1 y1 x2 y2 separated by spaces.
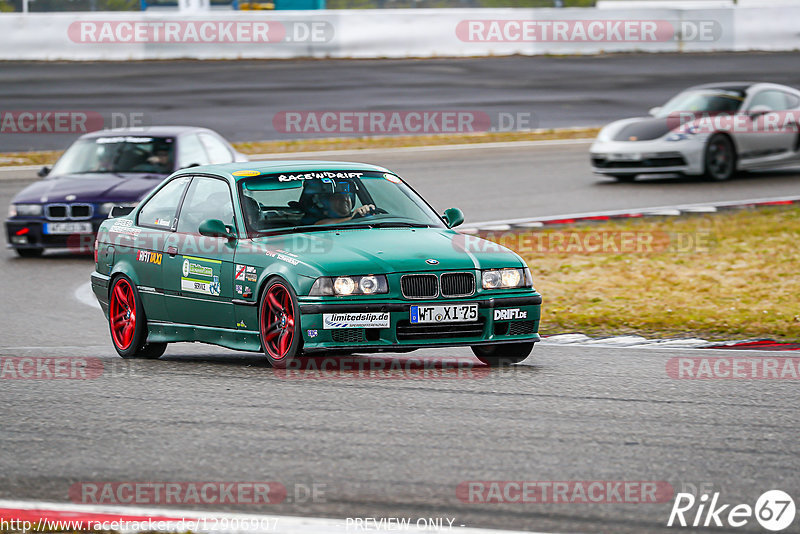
5 218 102 251
297 293 541 352
590 138 706 176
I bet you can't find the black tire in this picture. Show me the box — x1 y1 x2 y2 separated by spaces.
108 275 165 359
704 134 736 181
259 277 303 369
611 174 636 182
15 248 44 258
471 342 534 367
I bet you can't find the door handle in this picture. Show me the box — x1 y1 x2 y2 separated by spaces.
167 246 178 257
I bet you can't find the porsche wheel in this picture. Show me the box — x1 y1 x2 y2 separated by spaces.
259 277 303 368
471 343 534 367
704 134 736 181
109 275 166 359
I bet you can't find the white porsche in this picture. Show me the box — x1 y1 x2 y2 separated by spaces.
590 82 800 181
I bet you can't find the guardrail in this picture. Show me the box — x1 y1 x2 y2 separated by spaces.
0 6 796 60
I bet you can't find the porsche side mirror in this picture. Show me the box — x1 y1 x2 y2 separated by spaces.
748 105 772 118
648 106 662 117
38 166 50 178
443 207 464 228
199 218 236 239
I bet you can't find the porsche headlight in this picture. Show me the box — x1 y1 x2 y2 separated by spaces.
666 125 700 142
482 268 533 290
310 275 388 296
596 126 614 142
10 204 42 217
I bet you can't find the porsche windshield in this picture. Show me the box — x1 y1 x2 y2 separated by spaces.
657 90 745 116
239 171 446 234
50 136 176 176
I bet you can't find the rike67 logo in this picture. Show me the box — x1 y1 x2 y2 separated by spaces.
668 490 796 531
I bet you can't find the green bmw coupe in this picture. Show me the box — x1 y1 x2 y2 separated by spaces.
91 161 542 367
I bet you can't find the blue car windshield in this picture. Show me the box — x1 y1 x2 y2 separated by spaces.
239 171 446 234
50 136 176 176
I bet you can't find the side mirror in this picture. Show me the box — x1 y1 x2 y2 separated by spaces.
38 166 50 178
109 206 135 218
199 218 236 239
648 106 662 117
748 105 772 118
442 207 464 228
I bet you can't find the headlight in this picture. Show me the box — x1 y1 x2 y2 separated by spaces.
482 268 533 289
10 204 43 217
666 125 699 142
310 275 389 296
99 202 138 215
596 126 614 142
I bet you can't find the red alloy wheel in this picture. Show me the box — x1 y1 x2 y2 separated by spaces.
110 278 136 350
261 283 295 360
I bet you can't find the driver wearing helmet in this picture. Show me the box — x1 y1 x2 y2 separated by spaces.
299 180 375 225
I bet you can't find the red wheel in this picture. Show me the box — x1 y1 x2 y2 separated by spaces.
110 277 137 351
108 275 166 359
259 279 302 368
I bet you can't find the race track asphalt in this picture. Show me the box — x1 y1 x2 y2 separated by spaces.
2 52 800 151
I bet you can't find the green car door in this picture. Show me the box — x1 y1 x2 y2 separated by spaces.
129 175 192 322
161 175 238 328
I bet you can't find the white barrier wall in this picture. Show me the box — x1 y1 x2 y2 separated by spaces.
0 6 795 60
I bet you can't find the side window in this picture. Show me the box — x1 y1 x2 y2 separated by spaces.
176 177 235 235
137 176 191 230
784 92 800 109
177 134 210 168
749 90 790 111
199 133 234 164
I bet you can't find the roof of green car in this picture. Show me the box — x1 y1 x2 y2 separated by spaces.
178 160 392 181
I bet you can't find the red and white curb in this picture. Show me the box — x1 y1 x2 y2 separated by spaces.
0 500 544 534
459 195 800 234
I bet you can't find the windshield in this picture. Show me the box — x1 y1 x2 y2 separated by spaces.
50 136 176 176
657 89 745 116
239 171 446 234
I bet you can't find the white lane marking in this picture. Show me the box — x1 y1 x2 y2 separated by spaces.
248 138 595 160
0 499 548 534
74 281 101 310
540 335 712 350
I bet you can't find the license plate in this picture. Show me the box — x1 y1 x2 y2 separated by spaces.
410 304 478 324
44 222 93 234
610 153 641 161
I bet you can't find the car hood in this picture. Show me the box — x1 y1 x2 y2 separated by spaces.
609 116 674 142
12 172 167 204
245 227 525 276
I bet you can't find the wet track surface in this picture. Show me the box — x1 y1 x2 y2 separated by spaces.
2 55 800 533
2 52 800 152
2 158 800 533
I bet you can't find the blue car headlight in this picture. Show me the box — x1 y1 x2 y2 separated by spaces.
9 204 43 217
